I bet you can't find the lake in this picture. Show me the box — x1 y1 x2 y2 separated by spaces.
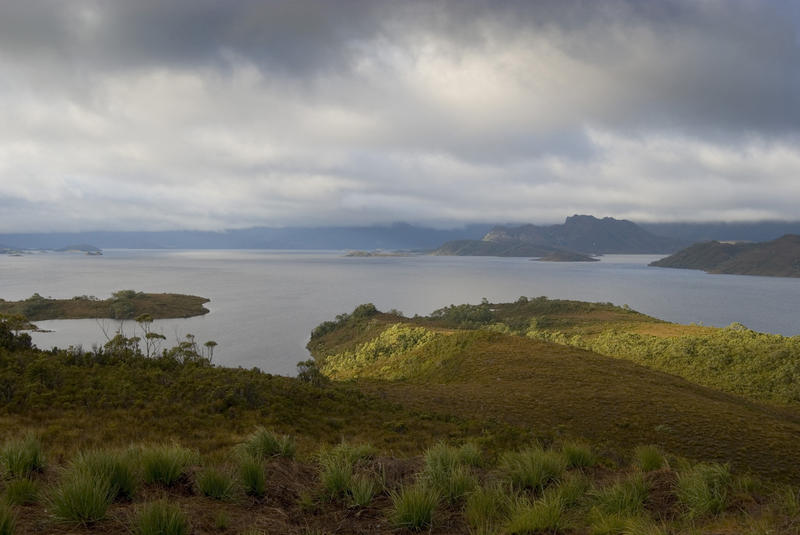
2 250 799 376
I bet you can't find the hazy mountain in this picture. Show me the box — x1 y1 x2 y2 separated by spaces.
0 223 492 251
650 234 800 277
640 221 800 243
434 215 683 256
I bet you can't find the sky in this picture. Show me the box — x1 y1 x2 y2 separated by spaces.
1 0 799 232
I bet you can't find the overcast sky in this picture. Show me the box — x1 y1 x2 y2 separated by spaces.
1 0 799 232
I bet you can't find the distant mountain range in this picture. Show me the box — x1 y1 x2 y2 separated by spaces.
434 215 684 257
0 223 491 251
650 234 800 278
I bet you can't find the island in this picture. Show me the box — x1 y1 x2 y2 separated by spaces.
0 290 210 321
534 250 599 262
344 250 419 257
433 214 684 257
650 234 800 277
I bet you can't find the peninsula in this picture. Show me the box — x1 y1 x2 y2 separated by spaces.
650 234 800 277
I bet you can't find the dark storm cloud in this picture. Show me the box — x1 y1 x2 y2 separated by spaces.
0 0 799 231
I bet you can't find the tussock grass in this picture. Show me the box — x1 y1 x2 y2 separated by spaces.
238 455 266 497
676 462 731 518
242 427 296 459
2 478 38 506
389 483 439 531
464 483 512 535
500 445 567 492
0 434 44 479
138 445 196 487
134 501 189 535
349 473 380 507
773 484 800 517
49 467 114 525
424 463 476 504
319 456 353 500
505 493 565 534
633 445 667 472
71 449 136 500
561 440 596 469
547 472 590 508
319 441 375 465
0 505 15 535
590 473 649 516
196 466 235 500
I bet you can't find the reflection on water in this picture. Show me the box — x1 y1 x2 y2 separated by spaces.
1 250 798 376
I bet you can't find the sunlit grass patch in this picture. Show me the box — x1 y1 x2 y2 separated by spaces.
0 434 44 479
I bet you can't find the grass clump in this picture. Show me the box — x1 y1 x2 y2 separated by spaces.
319 457 353 500
238 455 266 498
242 427 296 459
2 478 38 505
591 473 649 516
547 472 590 508
134 501 189 535
675 462 731 518
71 449 136 500
505 493 565 534
0 505 15 535
196 466 235 500
139 444 195 487
389 483 439 531
465 483 512 535
0 434 44 479
561 440 596 469
500 445 567 492
49 467 114 525
348 473 380 507
633 445 667 472
422 442 478 503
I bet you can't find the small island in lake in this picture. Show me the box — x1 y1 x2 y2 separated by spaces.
0 290 210 321
650 234 800 277
534 250 599 262
344 250 418 257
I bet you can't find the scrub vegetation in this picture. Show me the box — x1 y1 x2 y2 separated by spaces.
1 297 799 533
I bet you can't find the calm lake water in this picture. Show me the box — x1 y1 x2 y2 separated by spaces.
1 250 799 376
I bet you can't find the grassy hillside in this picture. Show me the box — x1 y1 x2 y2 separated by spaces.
0 290 209 321
308 301 800 484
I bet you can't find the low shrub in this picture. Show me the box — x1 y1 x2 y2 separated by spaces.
242 428 296 459
135 501 189 535
196 466 235 500
139 445 195 487
389 483 439 531
1 434 44 478
50 467 114 525
675 462 731 518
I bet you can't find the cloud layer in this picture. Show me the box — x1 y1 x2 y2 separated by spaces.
1 0 798 231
